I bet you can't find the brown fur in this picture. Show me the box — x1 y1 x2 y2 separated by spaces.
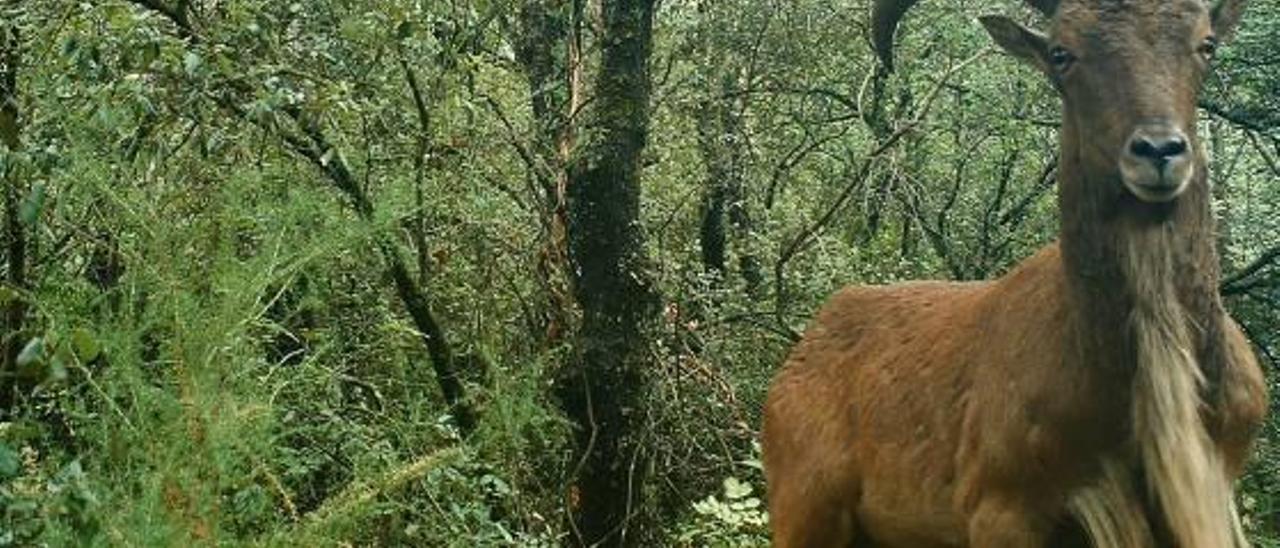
763 1 1268 546
763 226 1266 548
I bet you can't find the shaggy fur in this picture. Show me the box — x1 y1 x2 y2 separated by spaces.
763 1 1268 546
1124 227 1236 548
1066 459 1153 548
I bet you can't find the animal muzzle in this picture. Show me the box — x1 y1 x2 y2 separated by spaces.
1119 123 1194 203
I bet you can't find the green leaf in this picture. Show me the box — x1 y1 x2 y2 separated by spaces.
4 420 41 445
95 106 118 128
140 42 160 67
0 442 19 479
184 51 203 76
397 21 415 40
61 36 79 57
55 460 85 484
0 285 20 305
722 476 752 500
15 337 43 367
18 183 46 227
72 328 102 363
46 353 69 383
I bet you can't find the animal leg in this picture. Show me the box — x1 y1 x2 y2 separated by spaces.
767 479 857 548
968 498 1052 548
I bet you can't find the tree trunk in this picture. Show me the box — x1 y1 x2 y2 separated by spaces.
696 73 760 295
860 67 895 243
517 0 581 347
0 17 23 415
696 98 729 279
379 237 475 433
558 0 658 544
699 178 728 277
291 110 477 435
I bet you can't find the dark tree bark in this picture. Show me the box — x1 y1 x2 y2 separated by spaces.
516 0 581 346
558 0 659 544
696 84 731 279
698 172 727 277
0 18 23 415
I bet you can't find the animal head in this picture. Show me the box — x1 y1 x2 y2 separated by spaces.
873 0 1248 204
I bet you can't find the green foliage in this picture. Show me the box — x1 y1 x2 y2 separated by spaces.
676 476 769 548
673 442 770 547
0 453 100 547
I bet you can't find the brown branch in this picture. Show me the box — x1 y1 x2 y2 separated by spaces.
244 103 475 432
1223 245 1280 296
719 85 861 113
1248 130 1280 177
480 94 548 205
999 153 1058 226
395 47 434 283
1200 99 1280 135
978 147 1021 269
899 174 965 280
764 125 852 209
776 124 909 268
774 50 988 291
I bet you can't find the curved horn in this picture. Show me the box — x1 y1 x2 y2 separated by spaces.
872 0 1061 71
871 0 922 72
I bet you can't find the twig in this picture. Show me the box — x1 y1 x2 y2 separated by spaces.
775 50 989 275
297 447 462 532
1222 245 1280 294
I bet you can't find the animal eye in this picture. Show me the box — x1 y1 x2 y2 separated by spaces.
1049 46 1075 71
1198 36 1218 58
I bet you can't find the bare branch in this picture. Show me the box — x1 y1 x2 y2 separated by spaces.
773 50 989 308
999 153 1058 227
1200 99 1280 135
1247 130 1280 177
1223 245 1280 295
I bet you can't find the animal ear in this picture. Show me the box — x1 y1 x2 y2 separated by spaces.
1211 0 1247 43
979 15 1050 72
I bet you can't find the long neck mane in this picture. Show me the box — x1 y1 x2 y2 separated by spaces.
1057 134 1226 382
1057 122 1245 547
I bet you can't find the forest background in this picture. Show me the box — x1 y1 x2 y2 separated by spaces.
0 0 1278 546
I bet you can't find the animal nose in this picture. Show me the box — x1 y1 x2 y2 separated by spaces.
1127 128 1188 166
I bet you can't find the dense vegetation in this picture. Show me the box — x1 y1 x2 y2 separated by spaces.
0 0 1277 545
